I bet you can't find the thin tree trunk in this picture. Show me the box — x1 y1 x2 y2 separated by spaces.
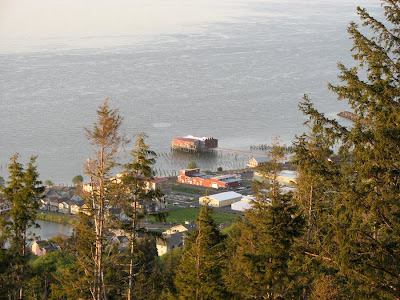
19 233 26 300
307 184 313 245
195 221 202 300
127 197 137 300
303 184 313 300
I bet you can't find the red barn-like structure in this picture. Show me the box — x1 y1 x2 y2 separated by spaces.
177 168 242 189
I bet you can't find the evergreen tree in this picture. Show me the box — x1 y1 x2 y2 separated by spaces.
158 247 183 298
72 175 83 186
225 144 304 299
50 213 96 300
175 205 228 300
84 99 125 300
291 107 343 299
118 132 164 300
44 180 54 187
0 154 44 299
295 1 400 298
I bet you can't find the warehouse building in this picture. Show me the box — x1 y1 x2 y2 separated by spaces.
177 168 242 189
172 135 218 152
253 170 297 186
231 195 255 211
199 191 243 207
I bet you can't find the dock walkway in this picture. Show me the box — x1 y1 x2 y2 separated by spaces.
213 148 268 157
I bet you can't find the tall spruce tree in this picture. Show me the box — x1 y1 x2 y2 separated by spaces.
175 205 228 300
120 132 162 300
84 99 125 300
295 1 400 298
225 143 304 299
0 154 44 299
291 104 344 299
51 213 96 299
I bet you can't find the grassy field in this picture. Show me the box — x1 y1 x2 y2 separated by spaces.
36 212 79 226
148 208 236 224
170 185 204 195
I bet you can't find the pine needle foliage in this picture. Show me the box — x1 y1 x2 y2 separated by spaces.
294 1 400 298
175 205 228 300
0 154 44 299
225 143 304 299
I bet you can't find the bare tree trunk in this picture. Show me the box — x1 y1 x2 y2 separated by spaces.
85 100 123 300
89 159 105 300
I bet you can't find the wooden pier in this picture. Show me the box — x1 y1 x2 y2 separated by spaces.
213 148 268 157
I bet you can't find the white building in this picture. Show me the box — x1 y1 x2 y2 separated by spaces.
199 191 242 207
254 170 297 186
231 195 255 212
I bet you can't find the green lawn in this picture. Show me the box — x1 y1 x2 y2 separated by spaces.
148 208 236 224
36 212 79 226
170 185 204 195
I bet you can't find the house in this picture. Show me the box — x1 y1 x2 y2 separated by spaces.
39 198 50 211
0 200 12 215
40 186 82 213
70 201 84 214
165 223 193 235
199 191 242 207
156 232 185 256
31 240 60 256
49 197 65 212
58 198 75 214
247 157 271 168
178 168 242 189
83 174 167 195
146 177 169 191
107 233 129 251
107 207 130 221
156 222 195 256
42 186 79 200
79 203 92 215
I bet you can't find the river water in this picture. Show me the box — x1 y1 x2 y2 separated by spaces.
0 0 380 184
33 219 73 241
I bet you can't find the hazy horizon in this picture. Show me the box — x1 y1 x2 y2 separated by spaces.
0 0 380 53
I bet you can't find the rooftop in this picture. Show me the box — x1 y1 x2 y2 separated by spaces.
173 137 198 142
207 191 242 202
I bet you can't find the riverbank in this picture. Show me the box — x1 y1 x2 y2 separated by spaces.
36 211 78 226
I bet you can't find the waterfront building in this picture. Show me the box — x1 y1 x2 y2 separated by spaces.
178 168 242 189
171 135 218 152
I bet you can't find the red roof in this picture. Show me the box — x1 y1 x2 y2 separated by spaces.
152 177 168 183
